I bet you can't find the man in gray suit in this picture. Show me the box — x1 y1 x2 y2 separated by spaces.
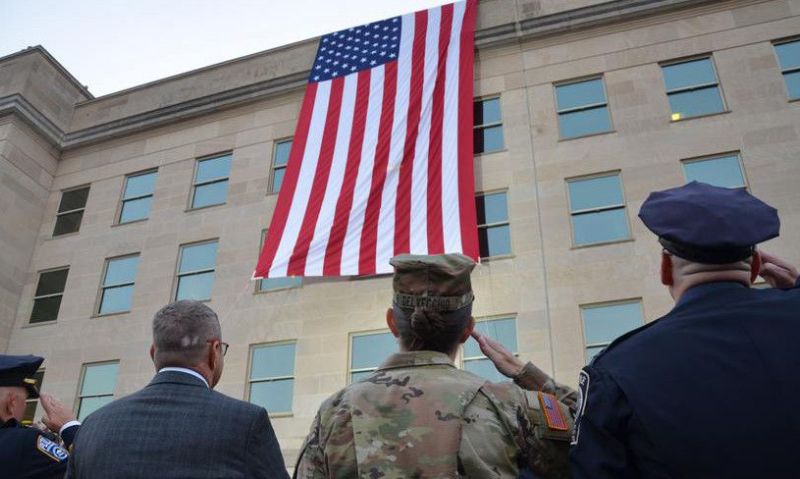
67 300 289 478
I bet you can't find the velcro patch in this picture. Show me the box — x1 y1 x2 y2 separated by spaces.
37 436 69 463
537 392 569 431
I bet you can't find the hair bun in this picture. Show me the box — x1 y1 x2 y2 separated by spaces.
409 307 448 338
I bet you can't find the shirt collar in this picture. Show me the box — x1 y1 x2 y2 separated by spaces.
158 367 210 388
378 351 455 371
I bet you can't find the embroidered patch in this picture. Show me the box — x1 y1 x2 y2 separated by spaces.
37 436 69 463
572 369 590 445
537 392 569 431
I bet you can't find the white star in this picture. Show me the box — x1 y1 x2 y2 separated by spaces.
351 66 357 71
323 37 329 42
361 57 367 62
332 72 338 77
381 44 387 48
374 34 380 38
392 36 398 41
321 47 327 52
355 38 361 43
333 60 339 65
324 68 330 72
383 36 388 40
344 54 350 59
371 50 377 54
326 59 331 63
335 52 341 56
356 29 361 34
354 47 360 52
380 51 386 56
392 18 398 22
347 37 352 41
343 63 349 68
314 76 320 81
383 26 388 31
393 27 398 31
370 60 377 65
374 25 379 29
389 53 396 58
315 65 322 70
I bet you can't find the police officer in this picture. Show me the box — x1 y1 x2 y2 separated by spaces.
569 182 800 478
0 354 81 478
295 253 577 479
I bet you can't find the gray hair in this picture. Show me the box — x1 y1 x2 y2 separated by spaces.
152 300 221 368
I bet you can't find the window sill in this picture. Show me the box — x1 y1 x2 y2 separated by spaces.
185 203 226 213
571 237 635 250
789 97 800 104
254 285 302 295
22 320 57 329
91 310 131 319
265 190 280 197
474 148 508 158
111 219 148 228
558 130 616 142
268 412 294 419
669 110 730 123
49 231 81 240
479 253 515 263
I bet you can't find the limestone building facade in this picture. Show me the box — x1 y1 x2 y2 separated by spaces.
2 0 799 467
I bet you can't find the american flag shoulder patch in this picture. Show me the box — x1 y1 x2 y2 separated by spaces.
537 391 569 431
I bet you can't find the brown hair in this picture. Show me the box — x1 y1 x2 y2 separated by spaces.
392 304 472 354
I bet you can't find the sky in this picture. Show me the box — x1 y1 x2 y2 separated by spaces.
2 0 452 97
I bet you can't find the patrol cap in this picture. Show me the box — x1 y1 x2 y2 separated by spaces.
390 253 475 312
0 354 44 398
639 181 780 264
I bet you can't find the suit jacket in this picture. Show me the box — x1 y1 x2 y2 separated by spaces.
66 370 288 479
570 281 800 478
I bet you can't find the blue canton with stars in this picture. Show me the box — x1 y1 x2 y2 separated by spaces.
311 17 402 83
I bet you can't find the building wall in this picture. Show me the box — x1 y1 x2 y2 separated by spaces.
2 0 800 469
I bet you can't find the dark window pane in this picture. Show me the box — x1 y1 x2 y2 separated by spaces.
81 363 119 396
662 58 717 90
32 371 45 389
474 125 504 154
35 269 69 296
195 155 232 183
179 242 218 273
475 192 508 225
53 211 84 236
123 172 157 199
271 168 286 193
583 302 643 344
58 187 89 213
464 318 516 358
351 332 395 370
99 285 134 315
274 141 293 167
775 41 800 70
176 272 215 300
119 197 153 223
684 156 745 188
586 346 605 363
251 343 296 379
474 98 501 125
556 79 606 110
259 276 301 292
31 296 62 323
104 256 140 286
784 71 800 100
192 180 229 208
78 396 113 421
478 224 511 258
668 87 725 118
464 358 507 382
250 379 293 413
568 175 624 212
559 106 612 139
573 208 630 245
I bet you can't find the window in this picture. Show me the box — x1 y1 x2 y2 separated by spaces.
191 154 232 209
257 230 301 292
176 240 218 301
118 170 157 223
476 191 511 258
555 77 612 139
53 186 89 236
567 173 630 246
22 370 45 425
774 40 800 100
30 268 69 323
248 342 296 414
349 331 396 383
682 153 746 188
77 362 119 420
474 98 504 154
98 255 140 315
582 300 644 362
271 140 292 193
662 57 725 120
462 317 517 382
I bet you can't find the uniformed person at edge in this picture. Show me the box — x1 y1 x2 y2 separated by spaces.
570 181 800 478
0 354 82 479
294 253 577 479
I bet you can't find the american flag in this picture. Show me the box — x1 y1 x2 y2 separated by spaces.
254 0 478 278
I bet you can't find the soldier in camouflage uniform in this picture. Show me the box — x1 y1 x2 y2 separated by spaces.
294 254 577 479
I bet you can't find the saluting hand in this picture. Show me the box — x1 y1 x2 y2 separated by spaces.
759 251 799 289
471 331 525 378
40 393 77 433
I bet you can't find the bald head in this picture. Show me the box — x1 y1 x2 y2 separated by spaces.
0 386 27 422
152 300 221 369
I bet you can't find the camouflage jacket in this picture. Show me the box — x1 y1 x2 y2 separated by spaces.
294 351 577 479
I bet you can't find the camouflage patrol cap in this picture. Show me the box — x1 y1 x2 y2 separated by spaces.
390 253 476 312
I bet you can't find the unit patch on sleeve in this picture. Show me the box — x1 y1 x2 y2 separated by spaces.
37 435 69 462
537 391 569 431
572 369 590 446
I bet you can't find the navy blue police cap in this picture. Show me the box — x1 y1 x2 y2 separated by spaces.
0 354 44 398
639 181 779 264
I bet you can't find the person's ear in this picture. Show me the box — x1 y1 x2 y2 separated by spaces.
661 252 674 286
386 308 400 338
750 250 762 284
149 344 156 363
459 317 475 344
208 341 219 371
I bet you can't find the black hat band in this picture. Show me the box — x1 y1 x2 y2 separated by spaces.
659 238 754 265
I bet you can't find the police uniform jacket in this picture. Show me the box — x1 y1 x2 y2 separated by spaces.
569 280 800 478
0 418 79 478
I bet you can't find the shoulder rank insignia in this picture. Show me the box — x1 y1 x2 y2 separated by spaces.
537 391 569 431
37 435 69 462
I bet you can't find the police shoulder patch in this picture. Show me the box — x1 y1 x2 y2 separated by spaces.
571 369 590 446
36 435 69 462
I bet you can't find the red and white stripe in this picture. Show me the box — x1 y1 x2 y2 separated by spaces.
255 0 478 278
